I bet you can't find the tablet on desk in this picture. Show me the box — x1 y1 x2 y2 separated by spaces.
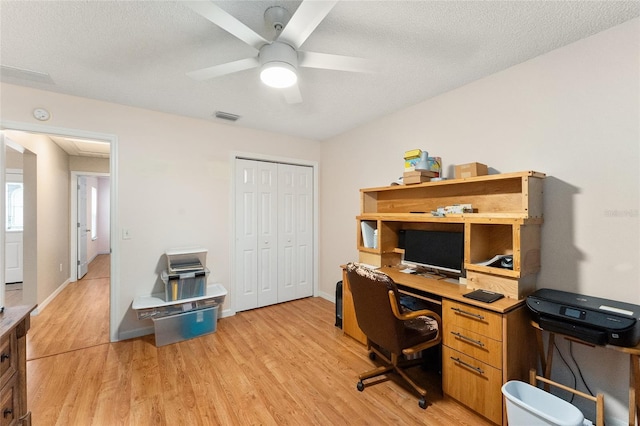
463 289 504 303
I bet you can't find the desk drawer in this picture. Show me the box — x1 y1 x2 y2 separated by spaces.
443 300 502 341
0 373 18 426
444 324 503 369
0 333 16 386
443 346 502 425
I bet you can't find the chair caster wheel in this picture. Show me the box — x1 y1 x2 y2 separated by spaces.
368 352 376 361
418 398 427 409
357 381 365 392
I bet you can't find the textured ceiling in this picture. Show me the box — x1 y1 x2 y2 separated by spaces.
1 1 638 141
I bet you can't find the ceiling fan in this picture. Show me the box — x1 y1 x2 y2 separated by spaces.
185 0 373 104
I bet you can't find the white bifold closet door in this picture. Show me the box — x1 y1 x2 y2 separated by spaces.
277 163 313 303
235 159 313 312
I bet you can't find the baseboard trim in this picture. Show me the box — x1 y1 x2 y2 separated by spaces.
318 291 335 304
31 278 71 316
118 326 154 341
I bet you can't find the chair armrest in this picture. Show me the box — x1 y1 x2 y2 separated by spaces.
388 290 442 325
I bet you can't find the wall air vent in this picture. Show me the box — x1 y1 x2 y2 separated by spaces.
214 111 240 122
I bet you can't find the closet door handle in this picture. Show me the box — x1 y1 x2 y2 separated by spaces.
0 353 9 362
450 331 485 347
3 408 12 418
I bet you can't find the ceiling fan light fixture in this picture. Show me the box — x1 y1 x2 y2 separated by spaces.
260 62 298 88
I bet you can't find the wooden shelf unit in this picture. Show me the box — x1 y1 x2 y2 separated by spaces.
356 171 545 299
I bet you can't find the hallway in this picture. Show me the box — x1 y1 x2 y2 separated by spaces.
26 254 110 360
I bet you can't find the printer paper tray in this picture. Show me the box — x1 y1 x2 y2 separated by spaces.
539 316 607 345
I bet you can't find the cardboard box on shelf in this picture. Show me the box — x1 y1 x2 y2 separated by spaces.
454 162 488 179
403 170 438 184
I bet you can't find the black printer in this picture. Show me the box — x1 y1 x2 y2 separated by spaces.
527 288 640 347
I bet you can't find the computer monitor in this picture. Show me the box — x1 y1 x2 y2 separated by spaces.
402 229 465 276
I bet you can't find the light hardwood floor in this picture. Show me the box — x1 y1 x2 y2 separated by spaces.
27 254 110 360
26 258 491 425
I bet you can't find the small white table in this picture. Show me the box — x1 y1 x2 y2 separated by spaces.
132 283 227 319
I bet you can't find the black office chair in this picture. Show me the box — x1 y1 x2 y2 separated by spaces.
346 262 442 409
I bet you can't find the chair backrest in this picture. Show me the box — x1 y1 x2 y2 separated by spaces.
346 263 406 354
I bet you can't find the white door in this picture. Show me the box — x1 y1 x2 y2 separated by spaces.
277 164 313 302
77 176 89 279
235 159 278 311
235 159 313 312
5 172 23 284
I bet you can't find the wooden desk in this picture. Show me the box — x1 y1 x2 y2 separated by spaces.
532 321 640 426
341 266 536 425
380 267 526 314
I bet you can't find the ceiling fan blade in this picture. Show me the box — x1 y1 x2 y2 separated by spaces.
186 57 259 81
186 1 268 50
282 83 303 104
278 0 338 48
298 51 373 73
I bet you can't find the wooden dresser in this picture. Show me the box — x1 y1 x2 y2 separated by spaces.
0 305 36 426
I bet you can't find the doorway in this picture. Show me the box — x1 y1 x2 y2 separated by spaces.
72 172 110 283
2 136 36 310
0 121 118 342
5 169 23 284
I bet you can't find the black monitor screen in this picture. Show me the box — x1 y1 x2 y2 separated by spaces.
403 230 464 275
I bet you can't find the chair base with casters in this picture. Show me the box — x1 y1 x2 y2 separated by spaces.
356 337 440 409
346 262 442 410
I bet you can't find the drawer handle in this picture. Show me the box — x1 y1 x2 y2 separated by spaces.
3 408 12 418
450 307 484 320
0 353 9 362
450 356 484 375
450 331 485 348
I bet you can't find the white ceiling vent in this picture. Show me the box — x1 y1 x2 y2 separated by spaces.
215 111 240 122
1 65 55 84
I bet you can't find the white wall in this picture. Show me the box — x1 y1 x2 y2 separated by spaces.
0 84 321 340
97 177 110 255
321 18 639 425
69 155 109 174
2 131 71 308
5 147 22 169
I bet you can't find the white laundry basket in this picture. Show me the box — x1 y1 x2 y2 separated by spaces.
502 381 589 426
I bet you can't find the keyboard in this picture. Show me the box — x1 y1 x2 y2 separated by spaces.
358 263 380 270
